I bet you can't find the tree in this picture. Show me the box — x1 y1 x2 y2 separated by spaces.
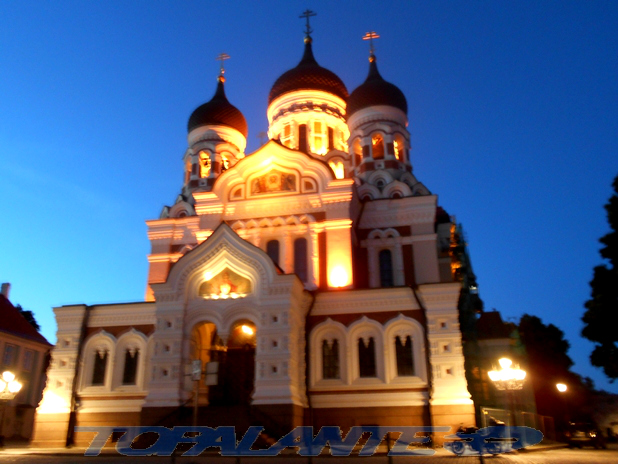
519 314 593 422
582 174 618 382
15 304 41 331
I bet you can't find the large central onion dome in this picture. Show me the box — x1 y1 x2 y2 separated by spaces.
269 38 348 104
347 55 407 119
188 76 248 138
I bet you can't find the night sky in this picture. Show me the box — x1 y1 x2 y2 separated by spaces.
2 1 617 393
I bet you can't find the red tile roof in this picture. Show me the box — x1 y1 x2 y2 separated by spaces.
0 294 52 346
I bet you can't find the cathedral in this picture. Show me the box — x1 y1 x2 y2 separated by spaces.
33 21 475 447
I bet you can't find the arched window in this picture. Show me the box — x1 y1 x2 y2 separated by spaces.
92 350 108 386
358 337 376 377
294 238 308 283
122 349 139 385
372 134 384 159
266 240 280 266
394 135 405 161
199 151 211 178
395 335 414 376
379 249 394 287
281 123 294 148
322 339 340 379
312 121 326 154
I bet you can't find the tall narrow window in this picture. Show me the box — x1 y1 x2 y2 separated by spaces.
266 240 280 266
328 127 334 150
92 350 108 386
122 349 139 385
379 249 394 287
294 238 308 283
395 336 414 376
2 344 17 367
353 138 362 166
312 121 326 154
358 337 376 378
322 339 340 379
299 124 308 153
372 134 384 159
185 161 192 184
281 123 294 148
199 151 211 178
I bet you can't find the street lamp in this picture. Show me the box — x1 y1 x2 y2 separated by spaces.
488 358 526 426
556 382 569 434
0 370 22 447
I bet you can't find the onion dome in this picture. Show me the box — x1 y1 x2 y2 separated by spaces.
188 76 248 137
269 38 348 104
347 55 407 119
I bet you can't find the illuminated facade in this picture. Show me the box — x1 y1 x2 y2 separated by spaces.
33 30 475 447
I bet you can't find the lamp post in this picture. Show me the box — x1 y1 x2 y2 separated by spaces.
0 370 23 448
556 383 569 436
488 358 526 426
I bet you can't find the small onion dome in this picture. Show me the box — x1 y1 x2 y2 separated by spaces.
188 76 248 138
269 38 348 104
347 55 407 119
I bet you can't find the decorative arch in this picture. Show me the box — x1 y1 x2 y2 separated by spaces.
357 184 381 202
153 223 281 304
384 315 427 384
382 181 412 199
81 331 116 392
309 318 348 386
348 316 385 383
113 329 149 390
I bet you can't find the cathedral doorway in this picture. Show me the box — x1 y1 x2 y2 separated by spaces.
190 322 226 405
220 321 256 405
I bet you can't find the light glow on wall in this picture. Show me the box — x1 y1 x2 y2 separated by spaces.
37 389 70 414
241 325 254 336
329 266 349 288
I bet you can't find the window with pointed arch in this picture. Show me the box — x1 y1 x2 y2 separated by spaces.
199 151 211 178
92 350 108 386
266 239 280 266
122 348 139 385
395 335 414 376
372 134 385 159
379 249 394 287
322 339 340 379
358 337 377 377
294 238 308 283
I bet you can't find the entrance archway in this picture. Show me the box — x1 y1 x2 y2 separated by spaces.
221 321 256 405
190 322 225 405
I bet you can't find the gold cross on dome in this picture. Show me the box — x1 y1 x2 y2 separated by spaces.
300 9 317 37
362 31 380 55
216 53 230 76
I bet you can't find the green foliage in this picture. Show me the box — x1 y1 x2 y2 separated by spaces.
15 303 41 331
582 175 618 382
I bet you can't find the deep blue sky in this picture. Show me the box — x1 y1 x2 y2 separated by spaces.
2 1 617 392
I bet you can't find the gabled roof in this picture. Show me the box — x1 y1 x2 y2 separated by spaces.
0 295 52 346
